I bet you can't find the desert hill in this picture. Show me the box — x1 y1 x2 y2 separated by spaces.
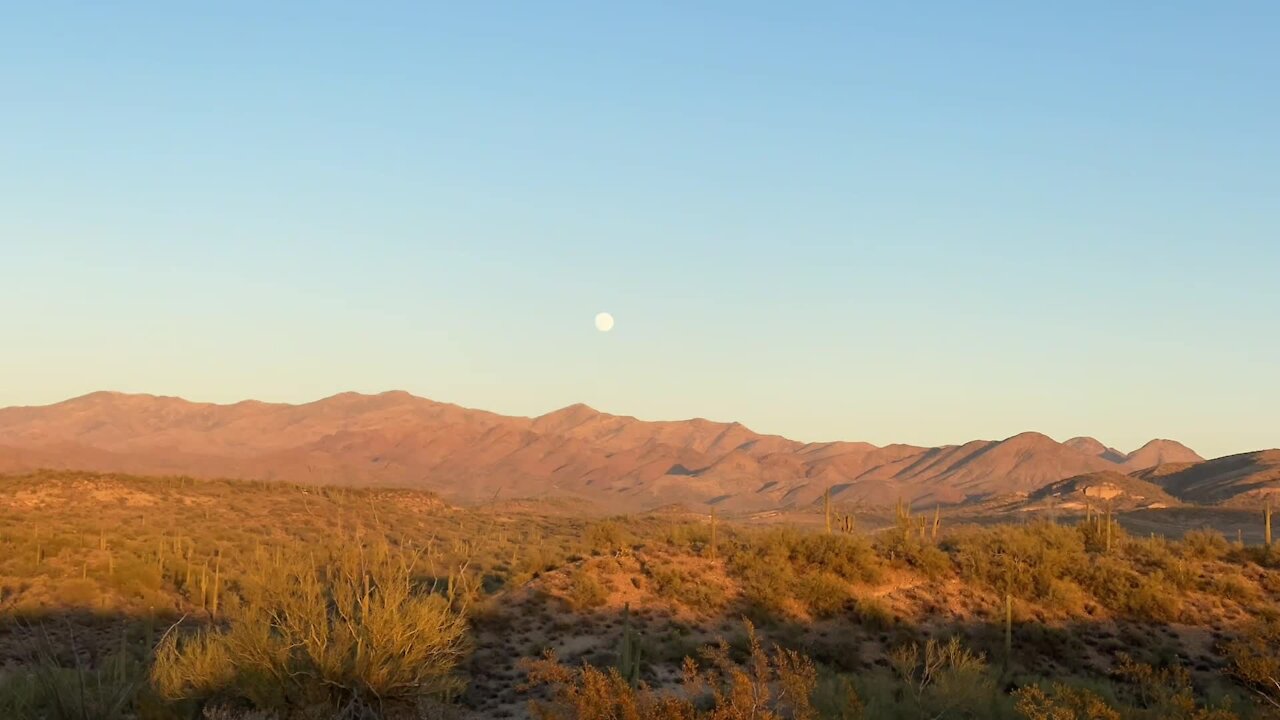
1027 470 1181 511
0 391 1259 511
1148 450 1280 506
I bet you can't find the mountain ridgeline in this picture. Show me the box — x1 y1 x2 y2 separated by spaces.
0 391 1273 511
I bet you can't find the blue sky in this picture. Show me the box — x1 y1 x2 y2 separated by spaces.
2 2 1277 457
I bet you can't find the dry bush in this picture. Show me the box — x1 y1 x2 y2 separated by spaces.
567 564 609 611
886 636 999 719
1182 529 1230 561
1111 654 1243 719
152 540 470 715
851 595 894 631
728 528 881 619
793 572 849 619
949 522 1087 609
1015 683 1123 720
522 621 827 719
646 562 727 611
1224 619 1280 711
586 521 629 556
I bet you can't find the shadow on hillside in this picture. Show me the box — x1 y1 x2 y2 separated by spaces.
0 599 1262 718
0 607 205 668
461 591 1263 717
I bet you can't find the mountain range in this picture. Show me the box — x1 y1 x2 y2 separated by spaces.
0 391 1272 511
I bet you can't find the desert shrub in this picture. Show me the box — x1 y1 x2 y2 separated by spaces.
811 673 865 719
1223 619 1280 711
54 577 102 606
1076 557 1181 622
586 521 629 555
733 528 880 582
152 540 469 715
852 595 895 631
663 521 712 551
647 563 726 611
949 522 1087 608
1015 683 1122 720
794 572 850 619
1181 529 1230 561
1163 558 1198 593
109 558 165 598
1125 573 1183 622
875 522 951 580
884 636 1007 719
1112 654 1243 719
787 532 882 584
523 621 826 719
733 554 795 618
1207 572 1258 604
567 565 609 610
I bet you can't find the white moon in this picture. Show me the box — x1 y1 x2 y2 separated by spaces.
594 312 614 332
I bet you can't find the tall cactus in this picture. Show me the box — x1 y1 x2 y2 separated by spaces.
824 486 832 534
1004 592 1013 671
896 498 912 543
932 505 942 541
210 552 222 617
199 560 209 611
618 602 642 687
1104 500 1113 554
709 507 717 560
1265 500 1273 548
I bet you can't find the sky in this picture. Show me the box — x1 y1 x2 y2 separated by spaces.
2 2 1277 458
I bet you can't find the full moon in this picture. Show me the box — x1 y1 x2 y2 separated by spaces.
594 312 614 332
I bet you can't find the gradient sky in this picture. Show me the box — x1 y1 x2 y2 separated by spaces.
3 2 1277 458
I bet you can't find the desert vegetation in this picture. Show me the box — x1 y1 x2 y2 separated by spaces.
1 470 1278 719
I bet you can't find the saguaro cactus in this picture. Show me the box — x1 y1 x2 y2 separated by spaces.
1266 500 1273 548
896 498 913 543
709 507 717 560
824 486 832 534
841 514 855 534
1104 500 1113 554
618 603 642 687
1004 592 1013 670
210 553 222 617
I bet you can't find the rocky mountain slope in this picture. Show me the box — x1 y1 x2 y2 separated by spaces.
0 391 1261 511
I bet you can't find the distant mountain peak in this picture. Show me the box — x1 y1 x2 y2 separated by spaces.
1123 439 1203 470
537 402 601 420
1000 431 1059 447
1065 436 1128 464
